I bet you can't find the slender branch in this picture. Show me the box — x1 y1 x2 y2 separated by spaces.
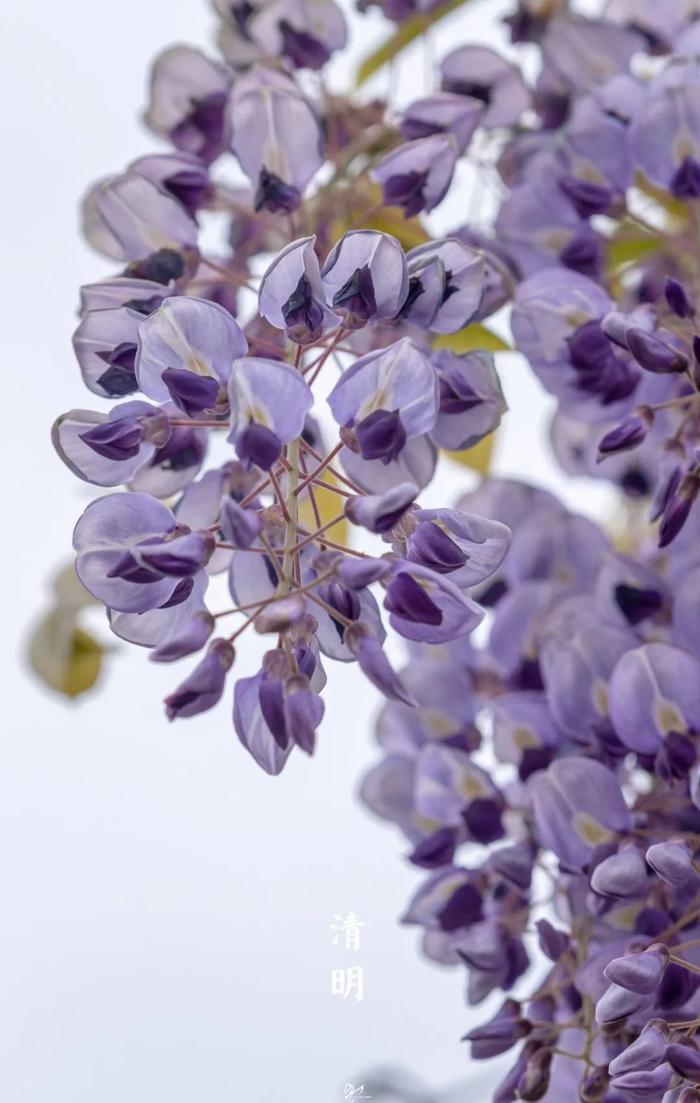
293 442 343 496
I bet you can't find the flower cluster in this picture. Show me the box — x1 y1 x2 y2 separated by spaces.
356 2 700 1101
54 2 512 779
55 0 700 1097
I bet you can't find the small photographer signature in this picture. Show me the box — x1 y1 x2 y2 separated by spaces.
344 1085 372 1101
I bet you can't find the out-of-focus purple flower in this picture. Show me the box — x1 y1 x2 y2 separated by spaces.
538 616 633 739
321 230 409 329
539 15 642 107
646 840 697 888
165 638 235 719
248 0 347 70
491 692 560 776
511 268 639 417
82 171 198 264
630 59 700 198
128 152 211 219
230 67 323 213
530 757 631 872
402 867 483 932
328 338 438 464
536 918 568 962
440 45 530 128
608 642 700 754
495 158 598 277
259 236 339 344
431 349 506 450
400 92 482 153
401 239 485 334
372 135 458 217
414 743 503 837
145 45 230 164
227 356 313 469
136 296 247 415
562 74 643 195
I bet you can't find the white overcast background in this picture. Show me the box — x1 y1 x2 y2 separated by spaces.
0 1 604 1101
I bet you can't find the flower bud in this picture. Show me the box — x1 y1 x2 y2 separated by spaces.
627 327 688 374
254 595 307 634
517 1047 552 1101
667 1042 700 1083
578 1067 609 1102
611 1063 673 1097
603 944 669 995
659 470 700 547
598 410 652 458
646 840 698 888
220 499 262 549
665 276 694 318
164 638 234 720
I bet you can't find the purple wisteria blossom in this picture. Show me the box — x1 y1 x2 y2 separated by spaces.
229 67 323 212
372 134 459 217
53 2 700 1098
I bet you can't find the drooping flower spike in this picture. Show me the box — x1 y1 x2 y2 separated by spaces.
54 2 700 1098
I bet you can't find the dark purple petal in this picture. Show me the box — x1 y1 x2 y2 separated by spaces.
164 638 234 720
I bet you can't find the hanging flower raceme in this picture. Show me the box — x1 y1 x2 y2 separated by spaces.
57 141 505 784
52 0 700 1097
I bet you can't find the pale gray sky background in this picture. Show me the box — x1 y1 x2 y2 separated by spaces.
0 1 603 1100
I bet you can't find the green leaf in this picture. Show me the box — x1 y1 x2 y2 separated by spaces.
606 231 661 271
357 0 469 85
29 609 104 698
433 324 511 354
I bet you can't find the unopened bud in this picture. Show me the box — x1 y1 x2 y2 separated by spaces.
579 1068 609 1102
254 595 307 634
517 1047 552 1101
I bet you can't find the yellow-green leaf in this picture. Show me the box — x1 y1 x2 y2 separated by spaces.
357 0 470 85
28 609 104 698
606 231 661 272
366 208 430 251
328 181 430 250
51 563 99 612
444 432 496 476
299 470 348 546
433 324 511 354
